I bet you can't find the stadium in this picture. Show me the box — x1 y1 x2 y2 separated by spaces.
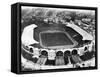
21 7 95 70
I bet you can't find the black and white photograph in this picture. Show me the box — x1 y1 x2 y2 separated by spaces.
0 0 100 76
21 4 97 72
